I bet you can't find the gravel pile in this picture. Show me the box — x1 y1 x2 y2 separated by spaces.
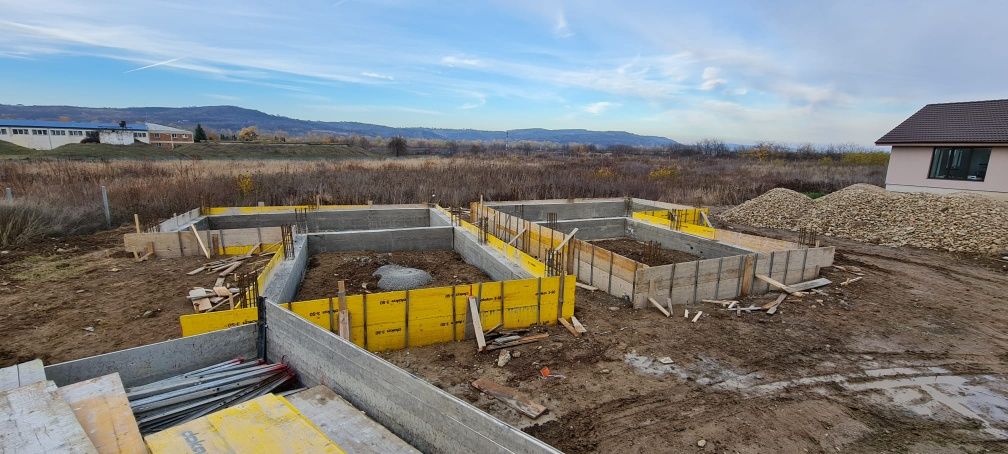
718 184 1008 254
717 188 815 229
373 264 433 290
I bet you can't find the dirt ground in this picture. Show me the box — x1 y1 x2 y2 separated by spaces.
0 227 225 367
590 237 700 266
294 249 490 300
380 224 1008 453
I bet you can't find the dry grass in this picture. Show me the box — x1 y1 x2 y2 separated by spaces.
0 154 885 243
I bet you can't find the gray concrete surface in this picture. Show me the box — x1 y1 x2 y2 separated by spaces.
44 325 257 387
452 227 533 281
262 235 308 305
306 227 454 255
489 200 627 221
628 219 748 259
535 217 626 240
207 208 432 231
264 302 559 454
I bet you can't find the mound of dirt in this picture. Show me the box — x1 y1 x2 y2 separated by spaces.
719 184 1008 254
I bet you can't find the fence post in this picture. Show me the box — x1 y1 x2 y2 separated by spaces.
3 187 11 202
100 185 111 228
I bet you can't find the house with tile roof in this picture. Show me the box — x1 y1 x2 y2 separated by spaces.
876 99 1007 199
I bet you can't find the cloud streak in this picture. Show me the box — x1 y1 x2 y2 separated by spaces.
125 57 182 73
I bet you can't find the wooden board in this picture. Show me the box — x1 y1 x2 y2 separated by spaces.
557 317 580 337
0 381 98 453
56 373 146 454
0 359 45 393
285 386 419 454
471 377 547 418
469 297 486 351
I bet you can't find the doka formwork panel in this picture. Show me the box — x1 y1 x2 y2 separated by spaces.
43 324 258 388
452 225 534 282
627 218 749 258
263 301 559 454
206 207 433 231
306 226 454 255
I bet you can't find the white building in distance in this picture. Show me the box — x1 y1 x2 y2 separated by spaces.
0 119 193 150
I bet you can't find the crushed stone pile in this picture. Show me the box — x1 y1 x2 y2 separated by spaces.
373 264 433 290
718 184 1008 255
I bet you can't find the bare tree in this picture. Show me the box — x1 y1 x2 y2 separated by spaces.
387 136 407 157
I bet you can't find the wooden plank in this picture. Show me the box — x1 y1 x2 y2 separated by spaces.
575 282 597 291
755 274 805 296
649 297 671 317
190 224 211 259
484 333 549 351
0 359 45 393
507 226 527 246
217 261 242 277
762 293 788 314
56 373 146 454
471 377 547 418
469 297 486 351
739 255 755 296
570 316 587 334
285 386 419 454
0 381 98 453
557 318 580 337
337 281 350 340
790 277 832 291
553 228 579 251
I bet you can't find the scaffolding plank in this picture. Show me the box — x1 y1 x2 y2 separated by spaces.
56 373 146 454
0 381 98 453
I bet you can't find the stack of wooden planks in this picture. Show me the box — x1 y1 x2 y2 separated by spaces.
184 245 273 312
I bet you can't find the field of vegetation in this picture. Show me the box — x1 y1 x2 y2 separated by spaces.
0 151 887 248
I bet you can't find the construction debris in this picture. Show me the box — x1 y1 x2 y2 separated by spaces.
471 377 546 418
841 276 863 286
720 184 1008 254
126 358 295 435
485 333 549 352
496 350 511 367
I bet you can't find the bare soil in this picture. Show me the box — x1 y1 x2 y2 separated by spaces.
589 237 700 266
294 250 491 300
380 224 1008 453
0 227 221 367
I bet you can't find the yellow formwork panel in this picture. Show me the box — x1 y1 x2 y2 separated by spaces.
144 393 345 453
180 307 258 336
204 205 368 215
178 276 576 352
221 242 283 256
632 210 716 239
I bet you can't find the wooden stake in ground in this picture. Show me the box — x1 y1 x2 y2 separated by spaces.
471 377 546 418
189 224 211 259
557 318 580 337
649 297 671 317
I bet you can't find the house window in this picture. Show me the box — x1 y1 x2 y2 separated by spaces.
929 147 991 181
0 128 5 135
12 128 27 135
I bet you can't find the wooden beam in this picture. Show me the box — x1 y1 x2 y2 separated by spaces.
700 211 713 228
790 277 832 291
469 297 486 351
557 318 580 337
755 274 804 295
553 228 579 251
648 297 671 317
570 315 587 334
762 293 788 314
739 255 755 296
189 224 211 258
471 377 546 418
575 282 597 291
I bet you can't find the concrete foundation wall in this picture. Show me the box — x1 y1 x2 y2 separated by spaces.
44 325 258 387
262 235 309 305
264 302 558 454
453 227 533 281
628 219 748 259
207 208 431 231
489 201 628 221
307 226 454 255
158 208 203 231
537 217 626 241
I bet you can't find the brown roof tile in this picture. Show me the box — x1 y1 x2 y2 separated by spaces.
876 99 1008 145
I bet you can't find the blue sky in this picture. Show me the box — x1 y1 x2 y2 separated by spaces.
0 0 1005 145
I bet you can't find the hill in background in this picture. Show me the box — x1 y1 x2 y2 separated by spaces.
0 104 677 147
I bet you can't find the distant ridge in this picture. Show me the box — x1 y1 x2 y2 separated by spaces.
0 104 678 147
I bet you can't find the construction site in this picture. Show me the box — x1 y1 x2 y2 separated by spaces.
2 194 1006 453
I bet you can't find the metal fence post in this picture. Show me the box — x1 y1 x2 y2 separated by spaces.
3 187 11 202
100 185 112 228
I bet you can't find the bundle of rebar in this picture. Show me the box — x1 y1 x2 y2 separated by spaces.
126 358 295 434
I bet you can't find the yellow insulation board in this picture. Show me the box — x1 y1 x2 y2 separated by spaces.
144 393 345 453
180 276 576 352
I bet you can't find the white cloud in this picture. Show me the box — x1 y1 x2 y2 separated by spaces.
460 92 487 109
440 55 482 67
583 101 617 114
554 10 573 38
361 71 394 80
699 66 726 91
